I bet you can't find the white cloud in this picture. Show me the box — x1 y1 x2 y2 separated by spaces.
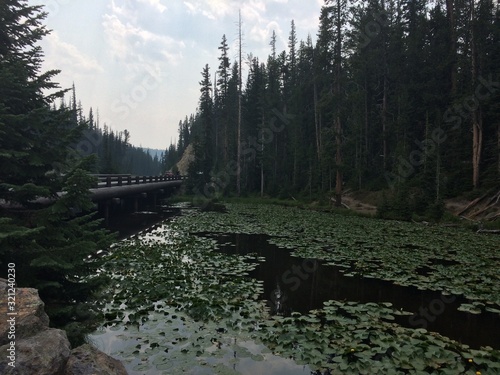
183 0 238 20
183 1 196 14
138 0 167 13
248 20 283 45
44 32 104 74
241 1 266 24
204 0 236 19
102 3 185 67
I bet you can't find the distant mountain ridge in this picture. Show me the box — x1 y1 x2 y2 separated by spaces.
142 148 165 161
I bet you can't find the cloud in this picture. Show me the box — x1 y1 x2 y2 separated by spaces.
203 0 237 19
138 0 167 13
183 0 238 20
183 1 196 14
241 0 266 24
102 1 185 68
248 20 283 45
44 32 104 74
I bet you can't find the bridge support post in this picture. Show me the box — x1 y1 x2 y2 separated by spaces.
152 192 157 208
134 196 139 213
104 200 110 227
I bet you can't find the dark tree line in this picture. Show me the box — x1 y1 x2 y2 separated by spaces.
172 0 500 218
59 85 163 176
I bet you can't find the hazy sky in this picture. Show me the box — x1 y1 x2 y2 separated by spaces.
29 0 324 149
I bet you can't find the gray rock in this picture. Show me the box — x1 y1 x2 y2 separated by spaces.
0 279 50 346
65 344 128 375
0 278 128 375
0 329 71 375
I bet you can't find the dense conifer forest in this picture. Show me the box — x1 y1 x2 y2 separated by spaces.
167 0 500 220
56 85 163 176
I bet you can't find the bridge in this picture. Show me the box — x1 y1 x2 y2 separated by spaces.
90 174 184 201
89 174 185 225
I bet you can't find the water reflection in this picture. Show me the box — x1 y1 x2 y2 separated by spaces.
207 232 500 349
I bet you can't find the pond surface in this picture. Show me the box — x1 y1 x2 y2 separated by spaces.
208 232 500 349
88 203 500 374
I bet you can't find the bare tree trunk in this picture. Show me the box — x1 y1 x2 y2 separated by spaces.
497 123 500 175
334 0 343 207
237 11 242 196
224 102 228 167
261 163 264 197
274 139 277 185
376 1 388 173
309 161 313 197
364 74 369 168
335 116 343 207
319 113 322 158
446 0 457 96
214 72 218 157
471 0 482 189
293 153 297 188
261 114 264 197
314 80 321 161
472 115 483 188
356 131 361 189
382 74 388 170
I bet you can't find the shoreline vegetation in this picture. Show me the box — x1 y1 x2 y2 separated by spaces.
168 189 500 231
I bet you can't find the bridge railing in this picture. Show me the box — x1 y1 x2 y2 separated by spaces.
91 174 185 189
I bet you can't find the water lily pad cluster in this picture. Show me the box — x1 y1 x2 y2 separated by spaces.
98 223 265 325
90 305 284 374
260 300 500 374
90 203 500 374
178 204 500 311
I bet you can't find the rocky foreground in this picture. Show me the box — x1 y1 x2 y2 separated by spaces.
0 278 127 375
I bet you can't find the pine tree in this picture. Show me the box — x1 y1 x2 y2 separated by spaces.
199 64 214 183
216 35 231 167
0 1 114 341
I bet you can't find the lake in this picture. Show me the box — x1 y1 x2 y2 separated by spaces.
88 203 500 374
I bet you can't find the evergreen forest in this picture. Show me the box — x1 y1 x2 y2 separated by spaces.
168 0 500 220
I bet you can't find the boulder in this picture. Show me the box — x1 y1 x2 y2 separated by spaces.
0 282 49 346
0 278 127 375
0 329 71 375
65 344 127 375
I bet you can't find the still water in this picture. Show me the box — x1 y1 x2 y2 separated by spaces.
207 232 500 349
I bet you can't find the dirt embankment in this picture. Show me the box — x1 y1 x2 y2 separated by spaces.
341 193 378 216
445 190 500 222
341 189 500 222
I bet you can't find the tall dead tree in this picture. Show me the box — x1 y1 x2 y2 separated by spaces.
470 0 482 188
333 0 346 207
446 0 458 96
237 11 243 196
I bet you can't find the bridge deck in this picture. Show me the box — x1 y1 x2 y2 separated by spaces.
89 175 184 201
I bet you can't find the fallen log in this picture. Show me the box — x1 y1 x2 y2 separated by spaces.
330 197 350 209
470 202 500 218
486 189 500 205
477 229 500 234
485 212 500 221
457 191 492 217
